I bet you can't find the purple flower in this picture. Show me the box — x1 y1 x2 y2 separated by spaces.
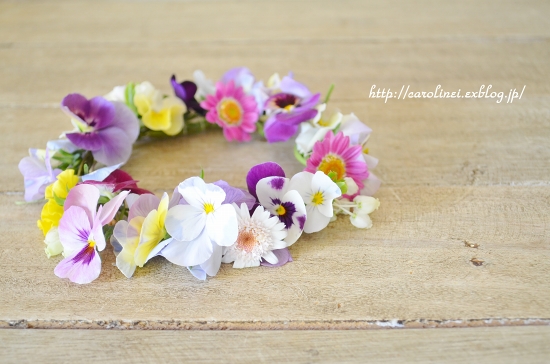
261 248 293 267
222 67 267 113
246 162 286 200
61 94 140 166
54 184 129 284
213 180 256 209
170 75 206 116
263 76 321 143
18 149 61 201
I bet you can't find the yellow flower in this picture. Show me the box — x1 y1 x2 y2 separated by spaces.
133 81 185 136
134 193 169 267
37 169 79 236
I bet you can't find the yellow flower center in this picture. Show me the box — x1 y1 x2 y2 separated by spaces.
218 99 242 125
88 240 96 248
275 205 286 215
312 192 324 205
283 104 294 112
363 147 369 154
318 154 346 181
204 203 215 214
318 119 330 127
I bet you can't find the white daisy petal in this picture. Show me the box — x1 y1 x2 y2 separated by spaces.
165 204 205 242
262 251 279 265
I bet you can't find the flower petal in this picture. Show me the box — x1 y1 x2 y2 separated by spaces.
246 162 285 200
54 245 101 284
165 204 205 242
260 247 293 267
303 206 331 233
159 230 213 267
58 206 92 253
128 193 161 221
206 204 238 247
200 244 223 277
98 190 129 225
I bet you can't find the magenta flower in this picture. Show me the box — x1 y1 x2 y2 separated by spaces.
306 131 369 199
61 94 140 166
54 184 129 284
200 81 259 142
263 76 320 143
81 169 153 196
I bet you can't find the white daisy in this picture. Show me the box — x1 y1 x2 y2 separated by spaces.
222 203 287 269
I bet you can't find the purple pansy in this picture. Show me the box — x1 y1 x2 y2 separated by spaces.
54 184 129 284
170 75 206 115
18 149 61 201
61 93 140 166
263 76 321 143
246 162 286 200
260 247 293 268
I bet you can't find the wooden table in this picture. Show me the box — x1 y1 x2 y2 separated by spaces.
1 1 549 362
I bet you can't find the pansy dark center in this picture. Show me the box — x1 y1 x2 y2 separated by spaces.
271 198 297 229
274 93 299 110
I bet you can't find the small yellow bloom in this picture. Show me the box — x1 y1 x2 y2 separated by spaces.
134 193 169 267
133 82 185 136
37 169 79 236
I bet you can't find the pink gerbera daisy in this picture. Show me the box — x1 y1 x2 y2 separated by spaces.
305 131 369 199
200 80 259 142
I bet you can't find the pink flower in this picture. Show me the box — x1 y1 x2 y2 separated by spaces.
200 81 259 142
305 131 369 199
54 185 129 284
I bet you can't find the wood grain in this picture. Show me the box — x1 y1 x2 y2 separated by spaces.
2 327 550 363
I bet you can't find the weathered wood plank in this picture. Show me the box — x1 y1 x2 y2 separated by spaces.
1 186 548 326
1 0 549 44
2 327 550 363
1 42 549 105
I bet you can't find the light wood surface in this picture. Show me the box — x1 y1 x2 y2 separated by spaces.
1 0 549 362
2 326 550 364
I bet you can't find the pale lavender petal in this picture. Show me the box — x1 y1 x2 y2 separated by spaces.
64 185 100 225
273 107 318 126
168 186 184 208
187 265 207 280
91 126 133 166
360 173 381 196
213 180 256 209
159 231 213 267
54 245 101 284
18 152 59 202
128 193 161 221
200 244 223 277
145 238 173 263
260 248 293 267
280 76 311 98
246 162 286 200
222 67 253 88
46 139 79 153
58 206 91 252
98 190 130 226
298 93 321 110
90 209 106 251
110 102 140 143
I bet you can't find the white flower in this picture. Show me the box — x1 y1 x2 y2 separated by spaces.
222 203 287 268
344 177 359 196
44 227 63 258
193 70 216 99
104 85 127 102
332 195 380 229
289 171 342 233
295 104 343 156
255 176 307 245
162 177 238 276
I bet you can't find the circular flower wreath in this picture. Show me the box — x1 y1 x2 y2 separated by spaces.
19 68 381 284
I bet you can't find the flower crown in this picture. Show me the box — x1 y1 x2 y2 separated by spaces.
19 67 381 284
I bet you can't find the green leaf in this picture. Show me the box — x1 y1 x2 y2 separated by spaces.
53 192 65 207
98 196 110 205
336 181 348 195
323 84 335 104
293 145 308 166
103 225 114 242
83 164 89 175
199 169 205 180
125 82 139 115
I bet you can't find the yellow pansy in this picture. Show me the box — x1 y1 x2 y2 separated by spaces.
37 169 79 236
133 81 185 136
134 193 169 267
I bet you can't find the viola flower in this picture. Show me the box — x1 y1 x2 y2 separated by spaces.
288 171 342 233
193 70 216 99
295 105 343 158
255 176 307 246
200 80 259 142
162 177 238 277
170 75 206 115
112 193 169 278
246 162 286 201
133 81 186 136
19 148 61 202
263 75 321 143
54 185 129 284
37 169 79 236
222 203 287 268
306 131 369 199
61 93 140 166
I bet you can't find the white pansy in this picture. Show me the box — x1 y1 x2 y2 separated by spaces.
193 70 216 99
104 85 127 102
288 171 342 233
44 227 63 258
162 177 238 276
222 203 287 268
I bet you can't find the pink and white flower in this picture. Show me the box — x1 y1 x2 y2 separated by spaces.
54 185 129 284
200 80 259 142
